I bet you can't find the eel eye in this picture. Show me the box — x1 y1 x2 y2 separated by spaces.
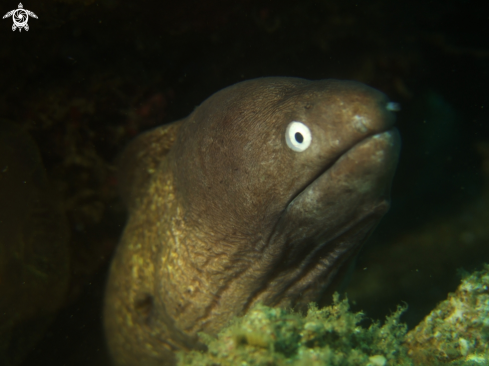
285 121 312 152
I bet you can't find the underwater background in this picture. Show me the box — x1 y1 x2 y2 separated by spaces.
0 0 487 365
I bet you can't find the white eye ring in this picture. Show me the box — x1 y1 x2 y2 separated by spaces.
285 121 312 152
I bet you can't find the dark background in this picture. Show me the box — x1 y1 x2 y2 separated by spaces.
0 0 488 365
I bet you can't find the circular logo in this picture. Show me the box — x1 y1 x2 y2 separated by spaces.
12 9 28 28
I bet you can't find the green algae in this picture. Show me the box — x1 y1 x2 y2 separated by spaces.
178 293 412 366
178 265 489 366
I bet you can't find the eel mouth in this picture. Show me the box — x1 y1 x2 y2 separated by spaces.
286 126 400 210
263 125 400 307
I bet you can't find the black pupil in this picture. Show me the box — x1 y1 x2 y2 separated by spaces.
295 132 304 143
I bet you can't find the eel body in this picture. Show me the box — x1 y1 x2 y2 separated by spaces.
104 77 401 366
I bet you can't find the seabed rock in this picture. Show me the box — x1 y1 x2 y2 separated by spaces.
405 265 489 365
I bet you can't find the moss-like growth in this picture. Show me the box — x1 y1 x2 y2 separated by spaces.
178 293 412 366
178 265 489 366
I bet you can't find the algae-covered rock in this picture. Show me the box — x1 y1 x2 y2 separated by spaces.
404 265 489 365
178 265 489 366
178 293 412 366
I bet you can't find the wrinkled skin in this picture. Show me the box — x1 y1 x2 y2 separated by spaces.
104 77 401 366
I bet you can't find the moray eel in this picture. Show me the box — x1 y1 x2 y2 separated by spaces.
104 77 401 366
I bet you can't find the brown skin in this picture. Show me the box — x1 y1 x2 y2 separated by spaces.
104 77 401 366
